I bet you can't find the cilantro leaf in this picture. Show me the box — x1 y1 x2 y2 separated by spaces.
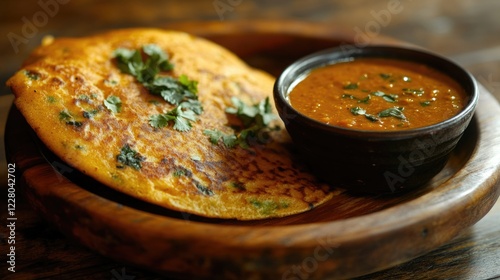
350 106 366 116
342 94 371 104
207 97 278 148
113 48 143 77
372 91 398 103
149 113 175 129
104 95 122 113
204 129 224 144
350 106 379 122
378 107 407 120
172 106 197 132
204 129 239 148
113 44 202 131
149 105 198 132
178 74 198 94
180 99 203 115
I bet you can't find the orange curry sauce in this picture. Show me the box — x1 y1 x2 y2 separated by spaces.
288 58 467 130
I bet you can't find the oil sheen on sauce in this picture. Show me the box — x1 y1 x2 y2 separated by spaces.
288 58 467 130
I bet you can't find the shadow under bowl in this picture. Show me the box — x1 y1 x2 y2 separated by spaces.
273 45 479 194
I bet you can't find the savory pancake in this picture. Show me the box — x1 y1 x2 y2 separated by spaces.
7 28 333 220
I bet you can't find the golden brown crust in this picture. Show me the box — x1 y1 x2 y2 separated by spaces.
7 28 333 220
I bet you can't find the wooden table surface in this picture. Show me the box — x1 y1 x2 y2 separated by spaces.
1 1 500 279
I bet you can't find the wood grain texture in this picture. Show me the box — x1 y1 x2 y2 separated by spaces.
3 21 500 280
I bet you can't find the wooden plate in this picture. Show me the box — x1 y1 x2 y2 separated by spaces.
6 21 500 280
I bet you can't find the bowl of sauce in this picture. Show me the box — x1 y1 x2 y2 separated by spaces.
274 46 478 193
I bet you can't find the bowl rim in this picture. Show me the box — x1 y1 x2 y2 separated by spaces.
274 45 479 139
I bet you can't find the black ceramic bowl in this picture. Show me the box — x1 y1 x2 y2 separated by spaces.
274 45 479 194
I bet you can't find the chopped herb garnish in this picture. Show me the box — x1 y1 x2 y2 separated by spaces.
104 95 122 113
378 107 407 120
59 110 72 121
380 73 392 80
113 44 173 83
104 79 118 86
66 120 83 127
248 199 290 215
116 144 144 170
343 94 370 103
47 96 56 103
23 70 40 80
149 105 197 132
350 106 366 116
230 182 246 191
372 91 398 103
77 94 91 102
350 106 379 122
403 88 425 96
195 182 214 196
358 95 371 104
75 145 85 150
365 114 380 122
205 97 278 148
342 94 357 100
173 170 184 177
83 109 99 119
113 45 201 131
204 129 239 148
420 101 431 107
343 83 359 90
59 110 83 127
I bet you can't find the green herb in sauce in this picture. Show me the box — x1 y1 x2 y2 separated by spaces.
420 101 432 107
372 91 398 103
379 73 392 80
378 107 407 120
350 106 379 122
343 83 359 90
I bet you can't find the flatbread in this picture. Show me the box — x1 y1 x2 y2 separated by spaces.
7 28 333 220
